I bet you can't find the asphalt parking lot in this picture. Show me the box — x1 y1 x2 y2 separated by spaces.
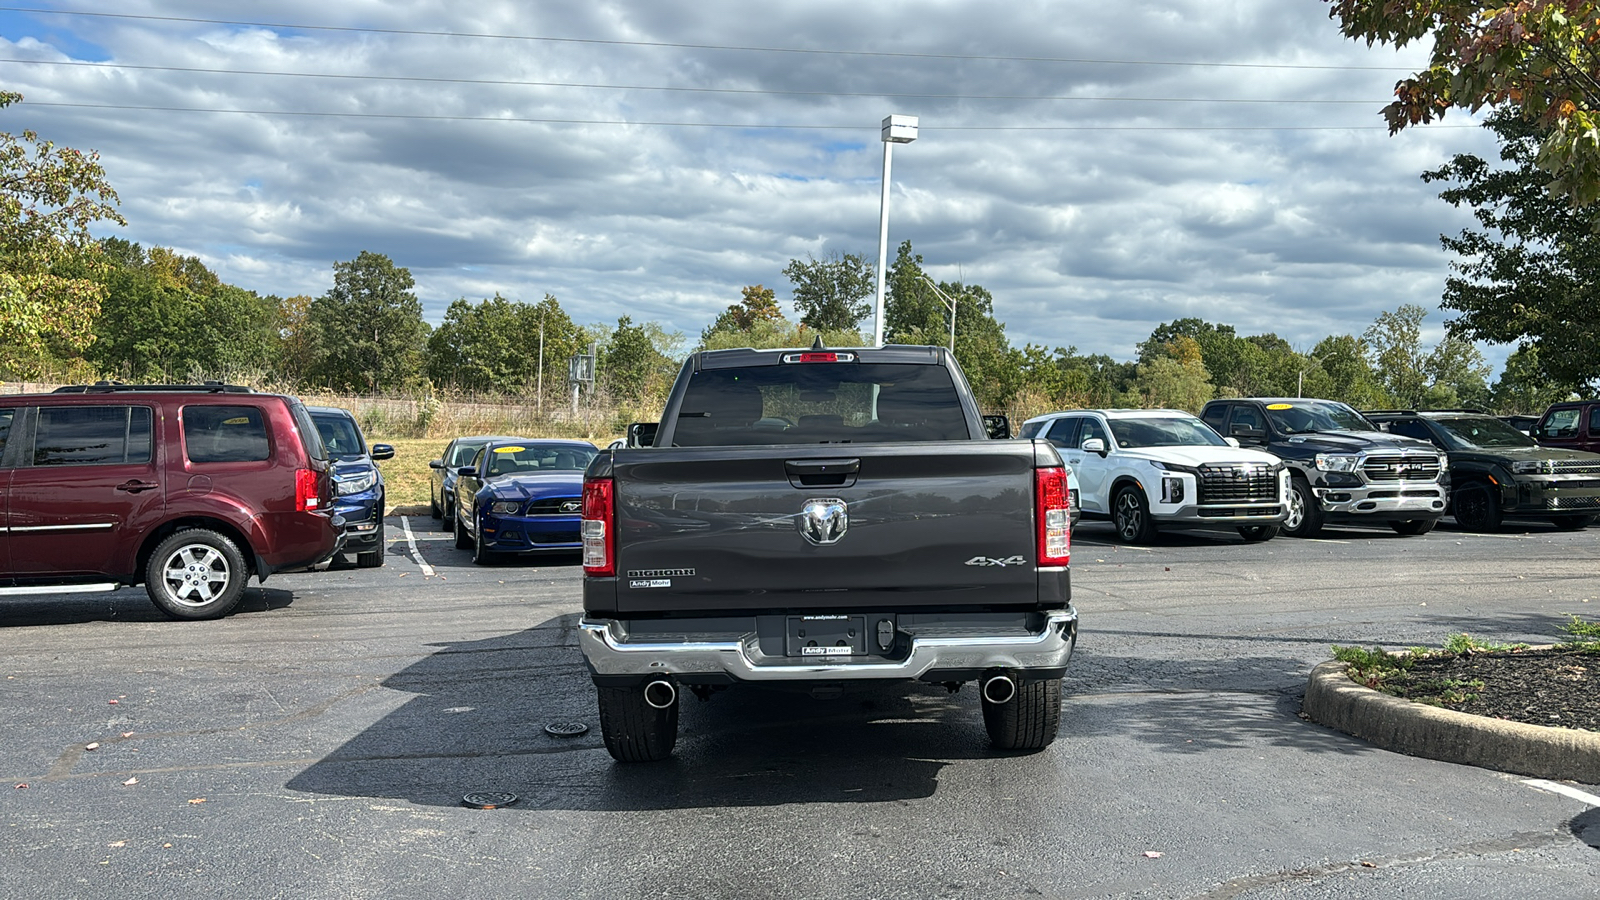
5 515 1600 899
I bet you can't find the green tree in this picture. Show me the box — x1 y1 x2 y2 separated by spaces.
1363 305 1432 408
704 284 785 338
1491 344 1576 412
1426 111 1600 391
0 91 126 376
307 251 429 393
1325 0 1600 203
1137 319 1250 392
600 316 672 399
1129 356 1215 413
1299 334 1391 408
883 241 946 344
784 251 874 332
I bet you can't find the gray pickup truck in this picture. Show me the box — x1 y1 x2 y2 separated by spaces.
578 344 1077 761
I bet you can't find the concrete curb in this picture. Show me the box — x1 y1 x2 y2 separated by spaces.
1303 659 1600 782
387 504 431 517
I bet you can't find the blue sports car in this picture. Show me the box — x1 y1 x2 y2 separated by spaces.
452 439 599 564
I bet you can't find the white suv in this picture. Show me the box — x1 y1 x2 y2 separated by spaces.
1020 409 1289 543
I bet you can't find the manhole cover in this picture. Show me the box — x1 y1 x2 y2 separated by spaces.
461 791 518 809
544 722 590 737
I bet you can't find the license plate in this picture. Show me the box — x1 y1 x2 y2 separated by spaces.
786 615 866 658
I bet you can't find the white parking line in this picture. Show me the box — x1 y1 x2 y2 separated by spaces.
1523 778 1600 806
399 517 436 577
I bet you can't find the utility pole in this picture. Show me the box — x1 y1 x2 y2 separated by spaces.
873 115 918 347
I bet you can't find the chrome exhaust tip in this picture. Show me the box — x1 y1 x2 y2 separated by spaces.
643 679 677 709
981 673 1017 705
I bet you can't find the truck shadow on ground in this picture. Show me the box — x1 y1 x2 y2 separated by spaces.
0 585 296 627
282 612 1404 811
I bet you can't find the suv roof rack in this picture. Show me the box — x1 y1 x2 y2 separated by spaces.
52 380 255 394
1362 408 1488 416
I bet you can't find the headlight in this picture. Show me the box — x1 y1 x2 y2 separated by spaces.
489 500 524 516
1315 454 1360 472
1511 460 1555 475
335 471 377 495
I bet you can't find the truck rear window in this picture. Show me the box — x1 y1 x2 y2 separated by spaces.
673 363 969 446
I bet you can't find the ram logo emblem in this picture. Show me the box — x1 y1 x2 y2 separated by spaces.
798 498 848 545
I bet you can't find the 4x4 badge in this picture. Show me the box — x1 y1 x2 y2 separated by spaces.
798 498 848 545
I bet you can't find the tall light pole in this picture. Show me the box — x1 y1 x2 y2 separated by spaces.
873 114 918 347
920 274 959 354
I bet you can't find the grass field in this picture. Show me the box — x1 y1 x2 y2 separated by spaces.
370 435 612 510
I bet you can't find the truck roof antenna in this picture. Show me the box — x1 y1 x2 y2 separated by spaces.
811 335 825 350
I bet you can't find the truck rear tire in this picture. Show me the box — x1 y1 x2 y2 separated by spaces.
1389 519 1436 536
1237 525 1278 542
982 677 1061 751
597 684 679 762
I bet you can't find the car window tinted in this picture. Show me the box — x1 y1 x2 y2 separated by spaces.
1109 416 1227 448
674 363 968 446
288 400 327 462
1078 417 1107 447
1590 407 1600 433
450 440 489 467
1044 418 1078 447
1433 416 1536 450
312 413 366 458
1017 420 1044 440
1383 419 1436 444
1538 408 1581 439
0 407 13 459
35 405 152 466
184 405 271 463
1201 404 1227 429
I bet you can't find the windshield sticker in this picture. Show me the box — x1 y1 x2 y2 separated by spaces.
1266 403 1292 410
494 446 525 453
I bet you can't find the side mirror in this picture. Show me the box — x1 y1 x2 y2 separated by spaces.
627 422 658 448
370 443 395 461
428 458 445 469
457 466 478 478
1081 438 1107 456
983 414 1012 440
1224 437 1241 448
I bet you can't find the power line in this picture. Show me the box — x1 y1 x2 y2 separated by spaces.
0 6 1419 72
19 100 1476 131
0 57 1390 105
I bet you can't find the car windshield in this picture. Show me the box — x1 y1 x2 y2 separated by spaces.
484 444 598 477
1431 416 1538 450
450 440 491 467
311 413 365 458
1263 401 1374 434
1109 416 1227 448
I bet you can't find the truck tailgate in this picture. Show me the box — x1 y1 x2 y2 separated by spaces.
608 442 1043 614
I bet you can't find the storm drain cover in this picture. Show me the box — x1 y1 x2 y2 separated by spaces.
461 791 518 809
544 722 590 737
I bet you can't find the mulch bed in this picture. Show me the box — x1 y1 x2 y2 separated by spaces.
1395 648 1600 732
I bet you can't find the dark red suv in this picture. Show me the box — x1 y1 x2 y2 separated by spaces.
0 383 343 619
1534 400 1600 454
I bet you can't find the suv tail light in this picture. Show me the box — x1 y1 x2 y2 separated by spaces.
1035 466 1070 566
582 477 615 576
295 468 321 512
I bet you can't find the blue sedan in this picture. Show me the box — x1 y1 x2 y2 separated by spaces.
452 439 599 564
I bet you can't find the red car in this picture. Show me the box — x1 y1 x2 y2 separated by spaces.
1534 400 1600 454
0 383 343 619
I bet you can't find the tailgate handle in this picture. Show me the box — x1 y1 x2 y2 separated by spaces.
785 458 860 488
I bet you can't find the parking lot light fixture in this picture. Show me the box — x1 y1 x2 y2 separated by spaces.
874 114 918 347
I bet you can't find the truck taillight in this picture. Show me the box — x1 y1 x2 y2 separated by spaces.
582 477 615 576
295 468 321 512
1035 466 1071 566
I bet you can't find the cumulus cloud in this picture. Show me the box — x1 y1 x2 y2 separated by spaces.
0 0 1503 365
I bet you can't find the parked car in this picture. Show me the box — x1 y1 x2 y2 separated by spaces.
1012 423 1085 530
1533 400 1600 454
0 382 342 619
1500 414 1541 436
1019 408 1288 543
1364 409 1600 531
1198 398 1446 537
453 439 599 564
428 435 521 529
307 406 393 568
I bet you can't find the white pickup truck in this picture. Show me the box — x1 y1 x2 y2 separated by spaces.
1019 408 1289 543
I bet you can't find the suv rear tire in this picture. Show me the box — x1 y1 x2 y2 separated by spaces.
1389 519 1436 536
356 520 385 568
1237 524 1278 542
1453 483 1503 532
983 677 1062 751
597 683 679 762
146 529 248 621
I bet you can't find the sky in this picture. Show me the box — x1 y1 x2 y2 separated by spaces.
0 1 1510 370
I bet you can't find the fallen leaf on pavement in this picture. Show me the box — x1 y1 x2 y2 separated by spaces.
188 798 207 804
122 777 138 786
13 783 26 789
1144 851 1163 858
107 841 126 848
121 732 134 738
108 699 118 705
85 742 100 751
